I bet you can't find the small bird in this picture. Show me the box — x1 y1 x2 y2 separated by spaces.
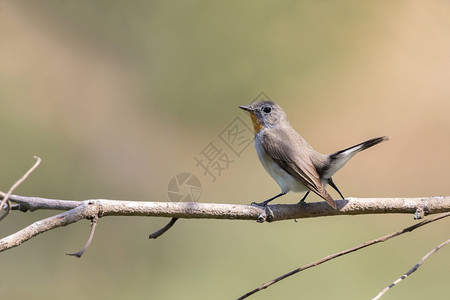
239 100 388 209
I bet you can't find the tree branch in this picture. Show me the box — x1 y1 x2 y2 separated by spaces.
1 193 449 298
0 156 41 220
372 237 450 300
1 193 449 255
65 215 99 258
149 217 179 239
1 158 449 299
0 193 80 212
1 194 449 221
238 212 450 299
0 200 100 253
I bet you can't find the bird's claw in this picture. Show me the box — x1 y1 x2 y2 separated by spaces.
251 201 268 207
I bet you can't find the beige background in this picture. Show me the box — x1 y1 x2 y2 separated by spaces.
1 1 449 299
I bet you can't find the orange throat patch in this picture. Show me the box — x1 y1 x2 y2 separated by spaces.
249 113 264 136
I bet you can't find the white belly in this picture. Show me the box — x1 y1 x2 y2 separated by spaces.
254 133 309 194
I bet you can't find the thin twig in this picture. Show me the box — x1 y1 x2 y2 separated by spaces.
0 156 41 221
149 217 179 239
372 237 450 300
238 212 450 299
66 216 99 258
0 197 11 221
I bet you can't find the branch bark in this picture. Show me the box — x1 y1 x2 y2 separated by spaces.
0 200 99 252
2 159 448 299
1 193 449 254
1 193 449 298
2 193 450 221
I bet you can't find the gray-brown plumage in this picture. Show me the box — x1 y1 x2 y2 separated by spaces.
239 100 388 209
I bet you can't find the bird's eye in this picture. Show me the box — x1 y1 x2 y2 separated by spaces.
263 107 272 113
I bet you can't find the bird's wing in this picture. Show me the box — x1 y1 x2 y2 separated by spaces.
261 128 337 209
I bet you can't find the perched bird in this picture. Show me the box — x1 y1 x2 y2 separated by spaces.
239 100 388 209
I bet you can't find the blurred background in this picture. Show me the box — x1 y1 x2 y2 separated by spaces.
1 1 450 299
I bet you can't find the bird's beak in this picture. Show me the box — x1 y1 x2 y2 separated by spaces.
239 105 253 112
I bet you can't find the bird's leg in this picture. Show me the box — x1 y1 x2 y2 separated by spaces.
327 177 345 199
252 192 286 206
297 191 310 204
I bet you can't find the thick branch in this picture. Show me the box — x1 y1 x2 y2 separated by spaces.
1 194 449 254
1 194 450 221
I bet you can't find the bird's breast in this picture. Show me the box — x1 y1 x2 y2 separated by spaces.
254 132 308 193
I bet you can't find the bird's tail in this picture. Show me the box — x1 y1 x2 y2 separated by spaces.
324 136 389 178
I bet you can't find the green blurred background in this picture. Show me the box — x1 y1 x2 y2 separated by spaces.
1 1 450 299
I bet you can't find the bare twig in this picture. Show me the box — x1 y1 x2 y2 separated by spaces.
0 200 99 253
149 217 179 239
66 216 99 258
372 237 450 300
238 212 450 299
0 156 41 221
